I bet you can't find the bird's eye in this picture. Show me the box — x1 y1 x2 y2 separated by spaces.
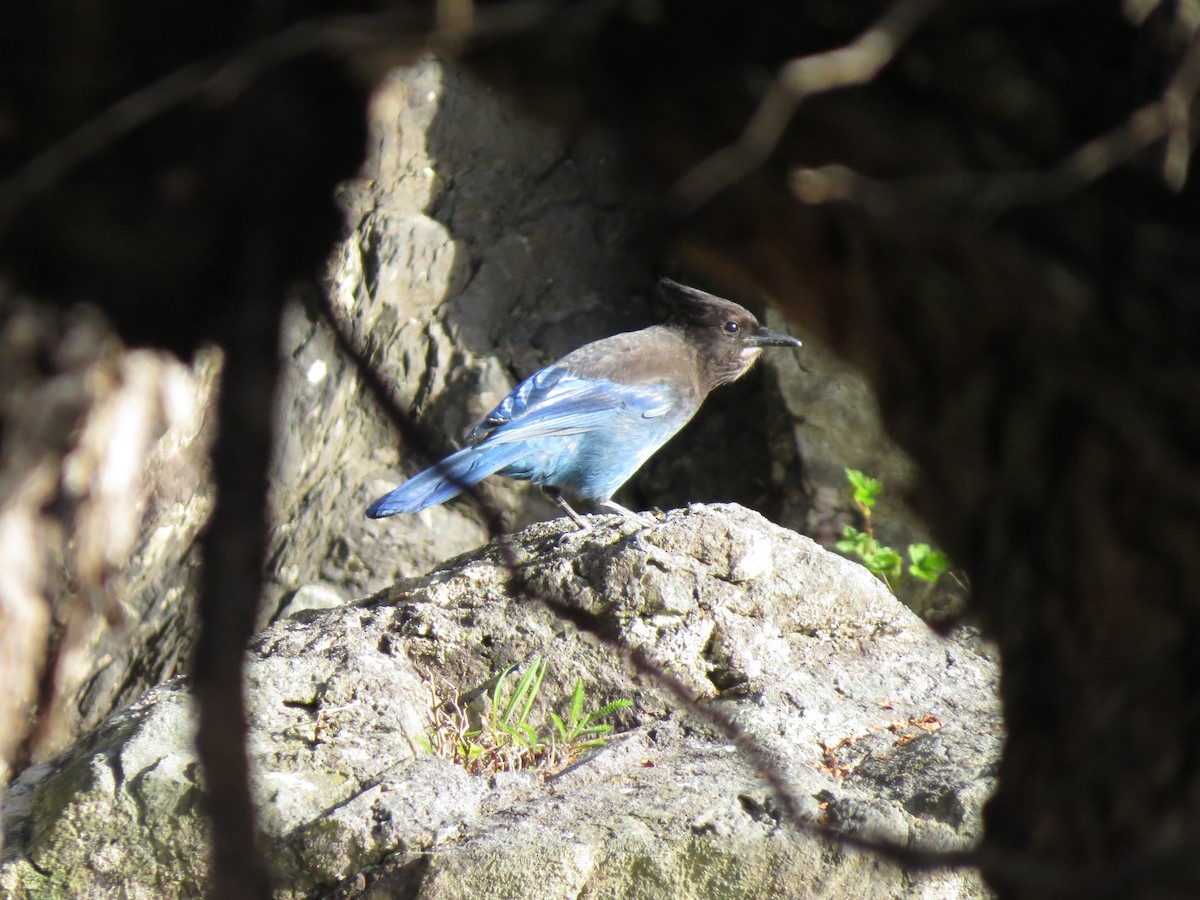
723 321 740 335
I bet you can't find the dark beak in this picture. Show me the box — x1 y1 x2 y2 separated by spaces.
750 326 802 349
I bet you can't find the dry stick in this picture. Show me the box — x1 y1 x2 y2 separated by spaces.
1158 17 1200 191
0 0 583 235
193 299 282 900
785 16 1200 217
0 16 361 234
673 0 1198 220
783 97 1173 219
671 0 944 214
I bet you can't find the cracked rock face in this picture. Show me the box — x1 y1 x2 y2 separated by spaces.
0 56 946 791
1 504 999 898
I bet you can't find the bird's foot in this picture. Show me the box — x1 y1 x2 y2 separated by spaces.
546 489 594 535
597 500 655 528
556 524 593 547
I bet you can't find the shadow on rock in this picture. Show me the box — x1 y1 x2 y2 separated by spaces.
1 504 999 898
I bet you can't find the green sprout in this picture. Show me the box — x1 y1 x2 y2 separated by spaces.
418 655 632 774
907 542 951 583
835 469 951 590
487 655 548 756
550 678 633 750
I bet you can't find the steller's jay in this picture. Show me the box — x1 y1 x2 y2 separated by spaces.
367 278 801 529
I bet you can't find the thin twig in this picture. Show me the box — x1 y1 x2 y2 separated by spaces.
0 15 389 234
1161 13 1200 190
671 0 944 213
786 13 1200 217
0 1 576 235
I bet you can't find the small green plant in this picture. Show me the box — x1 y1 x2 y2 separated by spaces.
487 654 548 756
906 542 951 584
418 655 632 774
550 678 634 750
835 468 951 590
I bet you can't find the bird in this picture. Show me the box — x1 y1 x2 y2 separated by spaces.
366 277 802 530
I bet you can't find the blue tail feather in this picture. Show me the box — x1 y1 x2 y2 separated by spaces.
366 441 528 518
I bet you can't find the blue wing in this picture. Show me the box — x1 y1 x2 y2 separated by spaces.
468 365 674 443
367 365 684 518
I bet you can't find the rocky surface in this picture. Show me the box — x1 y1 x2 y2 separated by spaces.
267 57 956 634
0 56 951 786
265 59 657 628
0 297 218 783
1 505 998 898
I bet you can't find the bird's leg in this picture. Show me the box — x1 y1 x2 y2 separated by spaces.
544 487 592 533
597 499 654 528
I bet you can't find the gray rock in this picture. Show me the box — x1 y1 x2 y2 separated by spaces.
278 583 346 619
0 56 654 782
1 504 998 898
265 59 657 628
0 54 936 782
0 295 218 781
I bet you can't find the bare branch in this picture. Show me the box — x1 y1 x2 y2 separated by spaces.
1123 0 1168 26
1162 13 1200 190
0 16 378 235
787 11 1200 217
0 1 572 234
194 305 280 900
671 0 944 213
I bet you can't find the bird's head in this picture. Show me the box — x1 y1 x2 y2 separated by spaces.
659 277 802 386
